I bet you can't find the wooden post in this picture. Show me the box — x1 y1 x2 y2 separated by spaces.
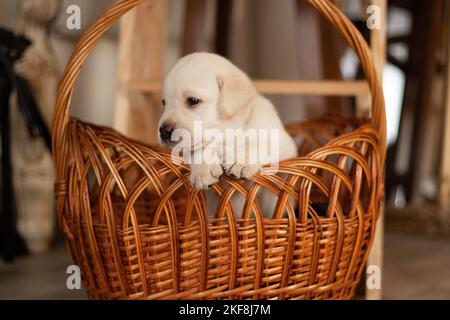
440 6 450 211
114 0 165 145
295 0 326 118
365 0 387 301
183 0 208 55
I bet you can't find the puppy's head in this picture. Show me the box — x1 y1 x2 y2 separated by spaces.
158 52 257 149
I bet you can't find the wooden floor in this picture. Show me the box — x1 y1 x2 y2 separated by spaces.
1 231 449 300
384 232 450 299
0 242 86 300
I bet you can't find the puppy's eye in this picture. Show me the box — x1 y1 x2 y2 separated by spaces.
187 97 201 107
161 99 166 107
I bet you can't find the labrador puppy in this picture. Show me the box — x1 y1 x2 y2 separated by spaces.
158 52 297 218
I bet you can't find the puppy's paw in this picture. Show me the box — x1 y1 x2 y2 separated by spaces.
190 163 223 190
224 163 261 179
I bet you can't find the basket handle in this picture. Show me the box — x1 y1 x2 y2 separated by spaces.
52 0 386 165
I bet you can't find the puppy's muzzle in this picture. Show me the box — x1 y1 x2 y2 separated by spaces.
159 123 175 144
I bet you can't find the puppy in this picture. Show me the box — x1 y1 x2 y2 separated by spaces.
158 52 297 218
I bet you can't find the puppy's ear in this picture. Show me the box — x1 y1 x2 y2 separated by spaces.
217 72 257 120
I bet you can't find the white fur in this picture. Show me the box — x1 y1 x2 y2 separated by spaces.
159 53 297 218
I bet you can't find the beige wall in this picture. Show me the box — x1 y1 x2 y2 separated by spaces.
164 0 310 124
52 0 119 127
229 0 308 123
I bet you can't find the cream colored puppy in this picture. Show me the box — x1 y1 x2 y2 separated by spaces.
158 52 297 217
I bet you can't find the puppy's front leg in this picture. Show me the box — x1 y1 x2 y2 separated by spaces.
224 162 261 179
222 138 262 179
189 149 224 190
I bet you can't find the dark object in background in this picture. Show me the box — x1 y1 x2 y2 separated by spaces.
311 202 329 216
0 28 52 262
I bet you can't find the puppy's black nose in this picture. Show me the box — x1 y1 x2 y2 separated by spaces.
159 124 174 142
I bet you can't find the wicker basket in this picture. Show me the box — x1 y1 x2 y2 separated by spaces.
52 0 386 300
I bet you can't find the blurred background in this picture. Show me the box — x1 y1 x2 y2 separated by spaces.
0 0 449 299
